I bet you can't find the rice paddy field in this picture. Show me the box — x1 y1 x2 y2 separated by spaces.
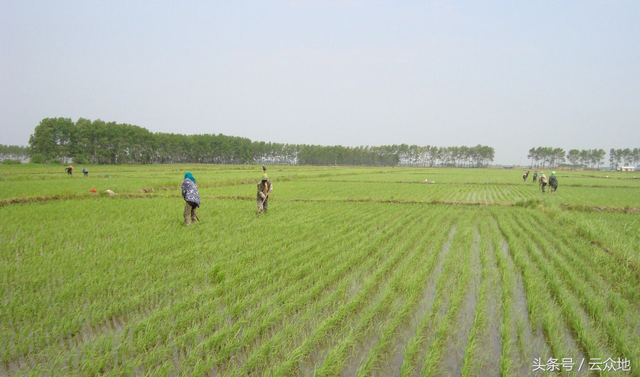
1 164 639 376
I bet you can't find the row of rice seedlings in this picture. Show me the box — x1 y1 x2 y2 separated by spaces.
509 214 612 361
7 260 184 364
554 211 640 281
363 182 447 202
206 179 550 205
398 225 459 376
72 214 342 374
398 216 470 376
441 226 483 376
2 250 180 366
460 218 492 376
6 277 172 369
528 208 639 302
276 209 447 375
270 206 442 376
307 217 449 376
318 210 457 376
498 186 520 203
102 200 396 374
120 204 382 372
419 216 475 377
415 184 450 202
1 198 336 372
0 165 366 201
534 211 640 304
562 186 640 208
179 204 415 374
496 185 518 202
507 185 532 202
510 184 539 202
375 224 458 377
435 185 481 203
359 215 460 376
516 213 640 364
481 187 502 202
493 185 512 203
1 200 324 368
128 203 421 375
432 185 463 202
228 239 393 375
485 213 524 376
492 210 575 365
135 202 338 314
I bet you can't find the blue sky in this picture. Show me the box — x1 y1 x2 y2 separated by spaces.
1 1 639 164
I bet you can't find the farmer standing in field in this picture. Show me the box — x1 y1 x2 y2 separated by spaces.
181 172 200 226
539 171 548 193
549 171 558 194
257 166 273 215
532 170 538 183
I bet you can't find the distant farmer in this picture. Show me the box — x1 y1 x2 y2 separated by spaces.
257 171 273 215
82 167 88 177
65 165 73 175
532 170 538 183
539 171 548 193
181 172 200 226
522 171 530 182
549 171 558 194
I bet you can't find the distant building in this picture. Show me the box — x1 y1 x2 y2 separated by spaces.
618 166 635 172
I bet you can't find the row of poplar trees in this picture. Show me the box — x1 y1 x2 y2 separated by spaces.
527 147 640 169
25 118 495 167
0 145 30 161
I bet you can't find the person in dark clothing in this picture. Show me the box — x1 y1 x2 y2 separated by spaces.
82 167 88 177
257 173 273 215
181 172 200 226
522 171 530 182
65 165 73 175
532 170 538 183
549 171 558 194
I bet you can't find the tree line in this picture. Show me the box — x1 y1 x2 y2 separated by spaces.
26 117 495 167
0 145 30 161
609 148 640 169
528 147 640 169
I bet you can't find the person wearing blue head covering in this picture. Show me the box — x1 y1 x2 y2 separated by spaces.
181 172 200 225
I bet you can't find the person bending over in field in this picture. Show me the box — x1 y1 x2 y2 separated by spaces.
65 165 73 176
82 167 88 177
181 172 200 226
257 171 273 215
539 171 548 193
523 171 530 182
532 170 538 183
549 171 558 194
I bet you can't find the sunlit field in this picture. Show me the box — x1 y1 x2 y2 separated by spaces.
1 164 639 376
